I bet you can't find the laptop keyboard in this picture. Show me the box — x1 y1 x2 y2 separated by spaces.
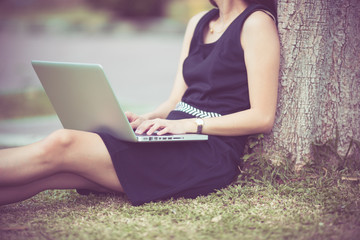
134 132 182 141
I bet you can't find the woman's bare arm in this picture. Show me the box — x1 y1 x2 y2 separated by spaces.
200 11 280 136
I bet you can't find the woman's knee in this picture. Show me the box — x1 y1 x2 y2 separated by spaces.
44 129 76 149
39 129 78 167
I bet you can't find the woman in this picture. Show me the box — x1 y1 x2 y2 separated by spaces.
0 0 280 206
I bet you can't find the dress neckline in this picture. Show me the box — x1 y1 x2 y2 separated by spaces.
201 5 253 46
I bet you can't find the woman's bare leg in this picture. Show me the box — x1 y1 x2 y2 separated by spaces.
0 173 113 206
0 129 124 205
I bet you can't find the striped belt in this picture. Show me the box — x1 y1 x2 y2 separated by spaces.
174 102 222 118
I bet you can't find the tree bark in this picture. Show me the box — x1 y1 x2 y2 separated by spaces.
264 0 360 168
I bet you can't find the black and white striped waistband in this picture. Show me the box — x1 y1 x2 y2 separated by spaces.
174 102 222 118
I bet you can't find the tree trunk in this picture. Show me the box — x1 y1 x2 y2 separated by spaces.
264 0 360 168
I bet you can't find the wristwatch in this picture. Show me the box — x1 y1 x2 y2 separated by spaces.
195 118 204 134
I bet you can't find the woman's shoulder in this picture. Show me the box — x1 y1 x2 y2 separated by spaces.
241 10 278 43
240 9 280 57
242 10 277 31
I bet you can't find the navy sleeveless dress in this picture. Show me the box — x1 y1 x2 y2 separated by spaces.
92 4 274 206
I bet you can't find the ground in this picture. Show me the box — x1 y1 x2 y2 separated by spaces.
1 170 359 240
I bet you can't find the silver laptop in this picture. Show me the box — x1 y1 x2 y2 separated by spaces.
31 60 208 142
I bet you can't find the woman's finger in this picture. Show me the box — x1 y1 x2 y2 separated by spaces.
130 118 142 129
146 120 164 135
157 127 170 135
135 119 156 134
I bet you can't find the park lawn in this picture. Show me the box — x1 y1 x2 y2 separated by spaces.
0 92 359 239
1 165 359 240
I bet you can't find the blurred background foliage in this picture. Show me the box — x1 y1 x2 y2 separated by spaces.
86 0 167 18
0 0 213 120
0 0 212 22
0 0 213 35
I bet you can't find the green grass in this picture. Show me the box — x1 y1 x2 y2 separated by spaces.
1 164 359 240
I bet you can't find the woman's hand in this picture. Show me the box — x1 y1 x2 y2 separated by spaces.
135 118 197 136
125 112 147 130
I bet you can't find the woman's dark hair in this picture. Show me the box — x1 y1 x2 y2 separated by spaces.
208 0 277 17
209 0 218 7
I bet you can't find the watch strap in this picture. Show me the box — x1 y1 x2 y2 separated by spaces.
196 118 204 134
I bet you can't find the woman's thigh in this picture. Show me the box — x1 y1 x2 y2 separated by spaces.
41 129 123 192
